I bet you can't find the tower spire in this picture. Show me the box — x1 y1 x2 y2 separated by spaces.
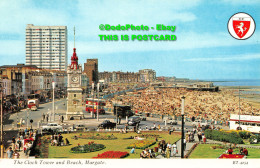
71 26 78 69
74 26 75 48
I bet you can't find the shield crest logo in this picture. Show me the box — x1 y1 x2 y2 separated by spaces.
228 13 255 40
232 18 251 38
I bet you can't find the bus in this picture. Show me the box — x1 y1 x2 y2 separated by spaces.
229 114 260 133
28 99 39 108
86 98 106 114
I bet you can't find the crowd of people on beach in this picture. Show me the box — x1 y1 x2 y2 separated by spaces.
106 87 260 123
102 83 149 95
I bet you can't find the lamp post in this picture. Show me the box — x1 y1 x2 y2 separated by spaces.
52 81 55 122
92 82 94 119
114 95 118 129
97 83 100 121
27 108 29 129
181 96 185 158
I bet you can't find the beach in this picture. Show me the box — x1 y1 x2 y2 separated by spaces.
105 84 260 123
220 86 260 109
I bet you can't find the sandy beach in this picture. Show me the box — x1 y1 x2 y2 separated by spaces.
106 85 260 123
220 86 260 109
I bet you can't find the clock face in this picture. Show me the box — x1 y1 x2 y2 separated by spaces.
71 76 79 83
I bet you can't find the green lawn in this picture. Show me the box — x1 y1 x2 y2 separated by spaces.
189 144 260 159
47 131 181 159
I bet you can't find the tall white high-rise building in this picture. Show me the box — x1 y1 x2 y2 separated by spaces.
25 24 68 71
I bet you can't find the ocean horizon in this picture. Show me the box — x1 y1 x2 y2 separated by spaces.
209 79 260 87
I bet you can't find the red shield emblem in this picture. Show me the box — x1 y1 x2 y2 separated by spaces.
232 18 250 38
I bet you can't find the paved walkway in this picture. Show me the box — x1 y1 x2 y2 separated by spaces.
4 143 32 159
155 134 197 159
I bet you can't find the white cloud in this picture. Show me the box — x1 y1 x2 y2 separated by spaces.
70 0 201 38
1 0 259 64
0 0 201 41
0 0 70 34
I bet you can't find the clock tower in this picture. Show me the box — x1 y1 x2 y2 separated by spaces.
66 45 83 120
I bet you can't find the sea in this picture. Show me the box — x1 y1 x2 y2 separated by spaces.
211 79 260 87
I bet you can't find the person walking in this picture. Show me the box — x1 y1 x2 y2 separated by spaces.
198 131 202 142
202 134 206 143
16 138 22 151
20 118 23 127
171 143 177 157
61 115 64 123
166 147 170 158
6 147 14 159
22 119 25 127
46 114 49 122
11 136 16 150
118 116 121 125
58 133 63 146
42 113 45 121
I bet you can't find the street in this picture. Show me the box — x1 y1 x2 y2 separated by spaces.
4 99 67 130
2 98 196 143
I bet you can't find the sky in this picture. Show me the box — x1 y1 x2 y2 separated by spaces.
0 0 259 80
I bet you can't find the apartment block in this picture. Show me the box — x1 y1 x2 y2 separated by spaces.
25 24 67 71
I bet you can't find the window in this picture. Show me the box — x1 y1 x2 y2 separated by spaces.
74 94 76 97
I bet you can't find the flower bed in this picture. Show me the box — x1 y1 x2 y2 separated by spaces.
139 134 160 139
127 140 156 149
70 141 105 153
219 154 245 159
76 134 117 140
93 151 129 159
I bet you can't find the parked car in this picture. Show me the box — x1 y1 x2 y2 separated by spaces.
167 119 178 125
74 124 87 131
41 123 63 131
127 116 141 126
134 113 146 121
192 120 210 127
98 120 116 129
31 105 37 111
